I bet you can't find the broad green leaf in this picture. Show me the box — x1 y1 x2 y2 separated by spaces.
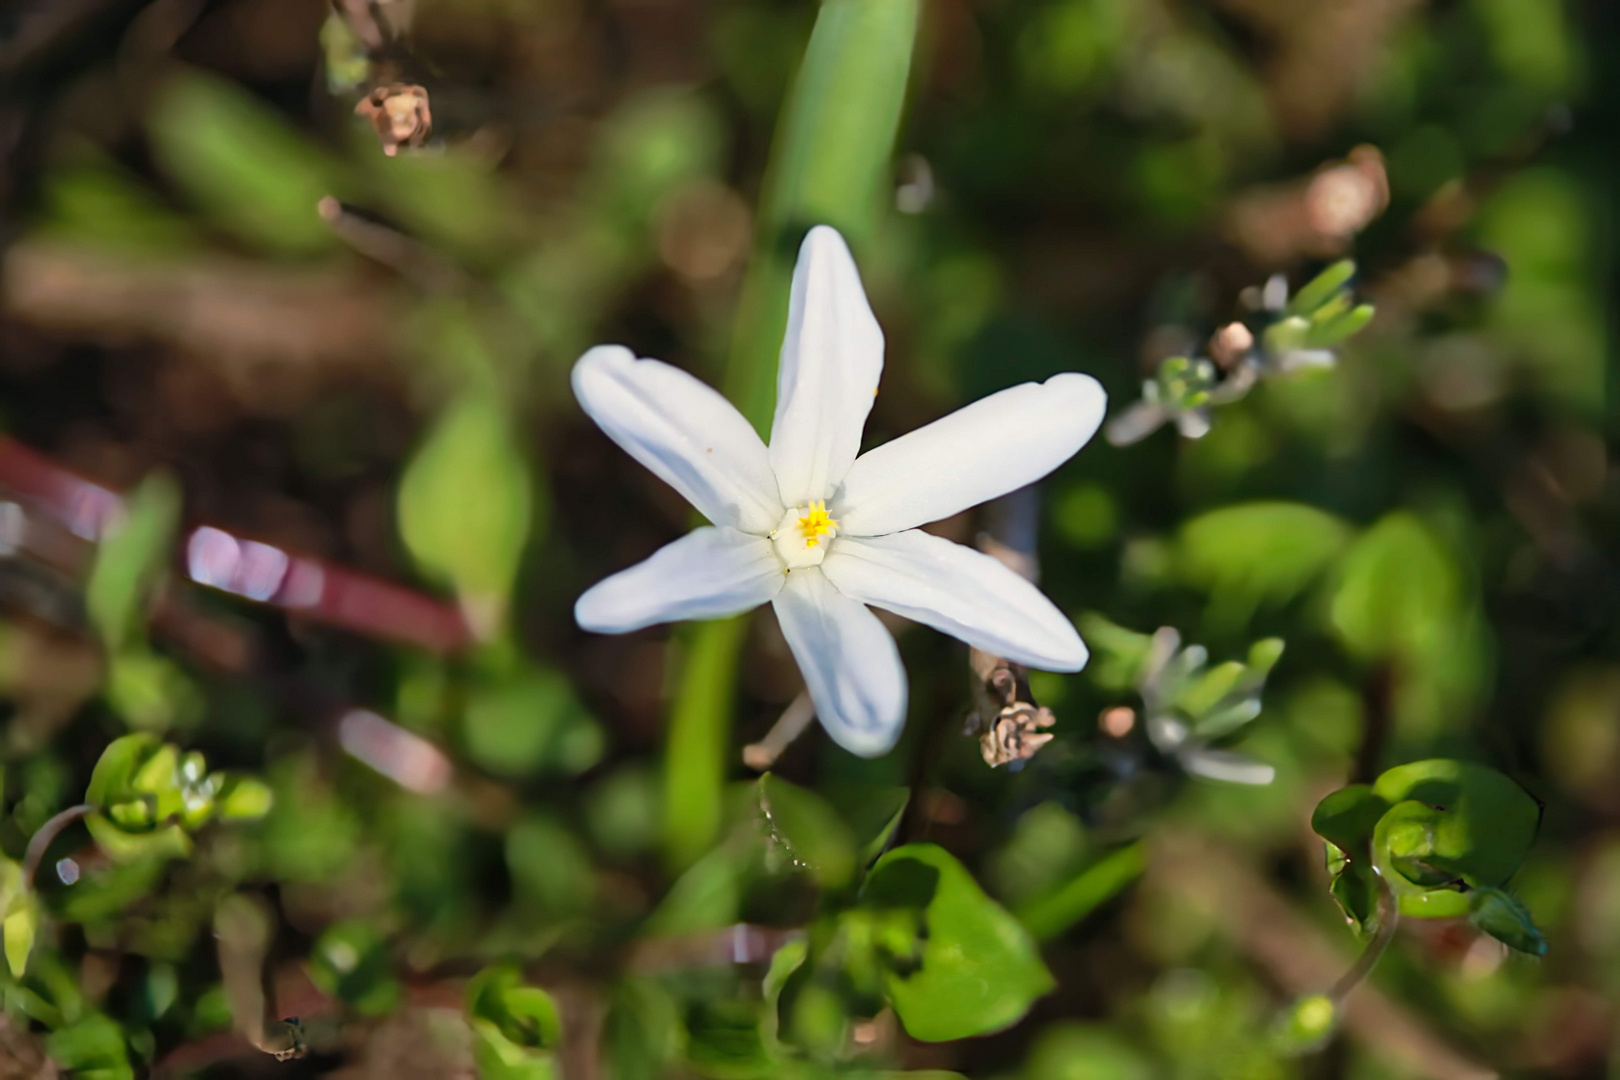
87 734 162 807
1371 759 1539 887
1309 785 1387 855
604 979 681 1080
1179 502 1350 622
591 88 727 224
758 774 856 889
463 668 603 778
40 161 199 256
148 69 341 256
85 814 192 865
1023 1022 1153 1080
467 965 562 1075
216 776 274 821
840 785 910 869
682 997 774 1079
644 845 743 936
3 895 34 977
1328 512 1458 662
105 649 203 732
398 388 534 629
863 843 1053 1041
506 814 596 915
991 802 1090 908
86 473 181 653
308 921 400 1016
45 1015 134 1080
1470 885 1547 955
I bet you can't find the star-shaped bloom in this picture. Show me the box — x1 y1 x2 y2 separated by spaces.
572 226 1105 757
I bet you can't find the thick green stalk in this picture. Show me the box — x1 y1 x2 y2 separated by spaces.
662 0 920 870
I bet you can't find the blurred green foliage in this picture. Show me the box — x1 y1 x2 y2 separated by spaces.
0 0 1613 1074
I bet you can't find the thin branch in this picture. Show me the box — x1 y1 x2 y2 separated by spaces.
22 803 92 887
1329 876 1399 1005
743 690 815 771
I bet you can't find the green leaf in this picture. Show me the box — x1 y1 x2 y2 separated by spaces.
40 160 200 256
463 668 603 779
644 845 743 936
1179 502 1351 623
87 734 162 807
467 964 562 1049
1469 885 1547 956
1307 302 1375 348
44 1015 134 1080
86 472 181 653
1310 785 1387 856
85 814 193 865
1016 843 1145 943
4 896 35 977
398 388 534 629
836 784 911 870
1023 1022 1154 1080
725 0 921 432
148 69 341 256
1371 759 1540 887
216 776 274 821
308 921 400 1016
862 843 1053 1041
1285 260 1355 317
1328 512 1458 663
506 813 596 915
758 774 857 889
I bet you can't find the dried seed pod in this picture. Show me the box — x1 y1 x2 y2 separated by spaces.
355 84 432 156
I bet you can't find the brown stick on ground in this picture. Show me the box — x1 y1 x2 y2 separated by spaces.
1149 830 1497 1080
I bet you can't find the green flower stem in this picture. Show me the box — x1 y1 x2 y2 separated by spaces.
663 617 748 869
1329 875 1399 1006
661 0 920 870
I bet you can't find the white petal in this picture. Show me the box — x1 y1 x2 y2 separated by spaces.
1180 747 1276 786
572 346 783 533
768 226 885 506
832 373 1106 536
576 527 782 633
772 568 906 758
821 531 1087 671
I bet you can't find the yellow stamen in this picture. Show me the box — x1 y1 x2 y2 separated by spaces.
797 500 838 548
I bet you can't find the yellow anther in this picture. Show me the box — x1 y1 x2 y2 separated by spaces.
797 500 838 548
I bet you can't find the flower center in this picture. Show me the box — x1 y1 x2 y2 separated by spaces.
770 501 838 570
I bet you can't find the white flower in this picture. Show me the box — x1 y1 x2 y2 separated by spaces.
571 226 1105 757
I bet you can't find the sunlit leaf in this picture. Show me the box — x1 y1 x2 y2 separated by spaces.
758 774 856 889
463 668 603 778
863 843 1053 1041
86 472 181 654
1179 502 1350 623
148 69 341 256
398 388 534 630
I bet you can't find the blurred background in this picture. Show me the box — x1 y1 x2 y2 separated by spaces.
0 0 1616 1076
